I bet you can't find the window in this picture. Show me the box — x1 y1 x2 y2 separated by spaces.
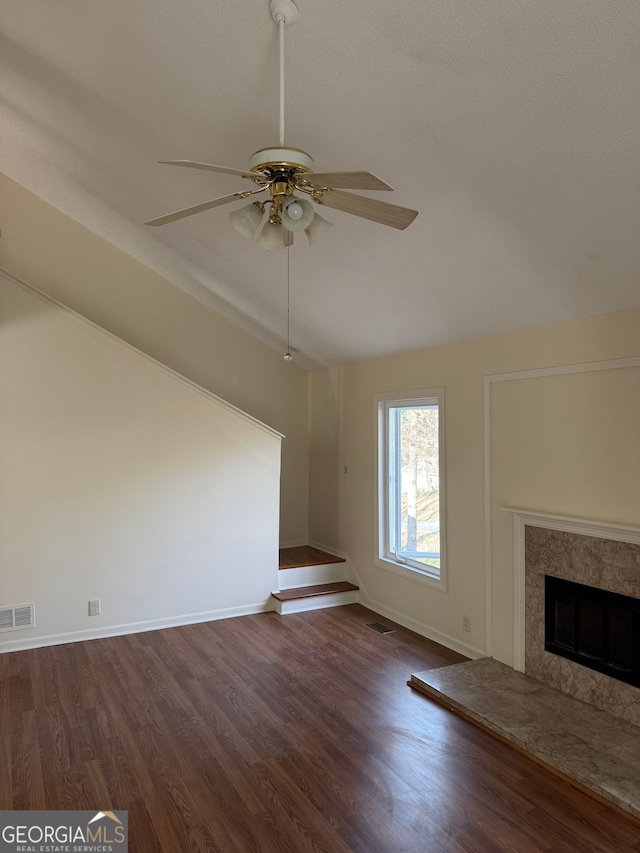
376 389 445 588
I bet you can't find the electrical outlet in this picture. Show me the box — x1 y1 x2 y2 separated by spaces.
462 614 471 633
89 599 101 617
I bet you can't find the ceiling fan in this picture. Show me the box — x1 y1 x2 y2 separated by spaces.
145 0 418 250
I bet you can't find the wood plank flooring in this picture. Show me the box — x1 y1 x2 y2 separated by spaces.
2 604 640 852
278 546 345 570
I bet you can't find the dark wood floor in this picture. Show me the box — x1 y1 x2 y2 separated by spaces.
2 605 639 852
278 546 345 570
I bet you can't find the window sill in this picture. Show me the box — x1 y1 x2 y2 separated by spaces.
376 556 447 591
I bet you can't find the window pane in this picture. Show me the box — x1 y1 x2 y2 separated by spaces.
391 405 440 569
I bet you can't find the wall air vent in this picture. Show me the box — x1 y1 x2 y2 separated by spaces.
0 602 36 633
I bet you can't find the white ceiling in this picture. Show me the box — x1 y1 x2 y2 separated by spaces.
2 0 639 369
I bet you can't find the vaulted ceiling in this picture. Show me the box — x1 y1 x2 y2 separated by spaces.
2 1 639 369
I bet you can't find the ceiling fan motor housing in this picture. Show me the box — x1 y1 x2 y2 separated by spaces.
249 147 314 175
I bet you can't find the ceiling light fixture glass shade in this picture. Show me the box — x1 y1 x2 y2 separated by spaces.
256 218 287 251
281 195 314 231
304 212 333 245
228 202 264 239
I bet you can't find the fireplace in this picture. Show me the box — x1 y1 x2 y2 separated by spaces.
544 575 640 688
506 509 640 726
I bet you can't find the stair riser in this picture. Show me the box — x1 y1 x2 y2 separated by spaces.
274 590 359 615
278 562 346 589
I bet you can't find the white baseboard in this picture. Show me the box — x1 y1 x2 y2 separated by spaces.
0 601 273 655
359 594 485 661
279 539 308 549
292 545 480 660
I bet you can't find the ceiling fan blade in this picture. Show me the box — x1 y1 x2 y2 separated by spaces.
144 191 255 226
158 160 262 180
301 171 393 191
284 228 294 247
315 189 418 230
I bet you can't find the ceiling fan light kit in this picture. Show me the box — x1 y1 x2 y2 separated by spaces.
304 211 333 245
281 195 314 231
256 219 287 252
228 202 265 240
144 0 418 249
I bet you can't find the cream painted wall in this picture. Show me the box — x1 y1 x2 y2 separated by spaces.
308 367 343 547
0 172 308 543
309 307 640 661
0 273 282 652
490 364 640 663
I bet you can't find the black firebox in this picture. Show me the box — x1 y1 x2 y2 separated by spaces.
544 575 640 688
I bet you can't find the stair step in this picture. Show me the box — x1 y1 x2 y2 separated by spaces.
271 581 358 602
278 561 347 590
279 546 345 570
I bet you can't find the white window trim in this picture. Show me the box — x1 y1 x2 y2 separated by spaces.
374 387 447 592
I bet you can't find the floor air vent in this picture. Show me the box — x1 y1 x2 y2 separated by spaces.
367 622 395 634
0 602 36 633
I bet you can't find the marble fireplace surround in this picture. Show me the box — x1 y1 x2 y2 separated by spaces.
506 509 640 726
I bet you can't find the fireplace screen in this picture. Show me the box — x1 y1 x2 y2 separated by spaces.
544 575 640 688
